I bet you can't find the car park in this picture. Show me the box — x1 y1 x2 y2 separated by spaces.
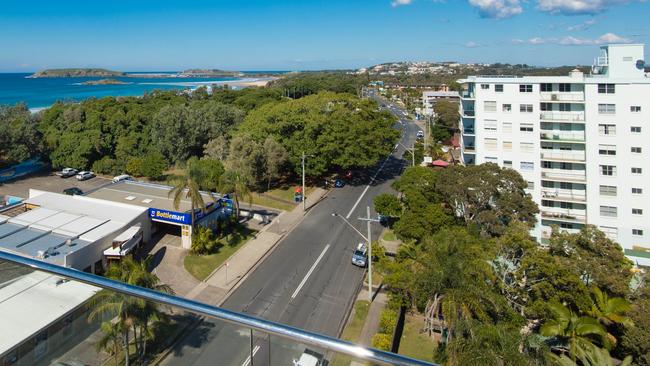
62 187 84 196
76 171 95 181
56 168 78 178
351 242 368 267
112 174 133 183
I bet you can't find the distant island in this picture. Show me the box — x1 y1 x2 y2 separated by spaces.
29 68 126 78
29 68 245 79
79 78 130 85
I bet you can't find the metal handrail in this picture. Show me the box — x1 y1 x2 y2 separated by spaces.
0 250 435 366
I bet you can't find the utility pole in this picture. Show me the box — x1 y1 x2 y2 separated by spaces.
358 206 380 302
301 152 306 211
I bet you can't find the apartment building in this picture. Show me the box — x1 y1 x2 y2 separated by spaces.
458 44 650 266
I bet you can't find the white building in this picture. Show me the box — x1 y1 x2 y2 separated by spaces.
458 44 650 266
422 90 460 116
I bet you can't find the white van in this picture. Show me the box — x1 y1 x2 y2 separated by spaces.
293 349 325 366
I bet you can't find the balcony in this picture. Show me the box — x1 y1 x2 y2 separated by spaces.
540 92 585 102
540 111 585 122
463 128 475 136
0 251 434 366
540 131 585 143
541 208 587 224
463 145 476 153
460 90 474 99
541 169 586 182
541 227 582 239
461 109 475 118
541 188 586 202
540 150 586 162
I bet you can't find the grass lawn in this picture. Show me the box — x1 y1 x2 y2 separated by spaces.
364 265 384 286
249 194 295 212
330 300 371 366
184 228 256 281
382 230 397 242
249 186 317 212
398 314 437 363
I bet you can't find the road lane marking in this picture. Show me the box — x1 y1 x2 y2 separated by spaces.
291 244 330 299
241 345 260 366
345 155 391 219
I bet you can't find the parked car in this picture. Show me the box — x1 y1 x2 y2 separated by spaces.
63 187 83 196
75 171 95 181
56 168 78 178
351 242 368 267
334 179 345 188
416 130 424 139
112 174 133 183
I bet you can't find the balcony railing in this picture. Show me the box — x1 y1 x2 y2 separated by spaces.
0 251 434 366
540 208 587 223
540 111 585 122
463 129 475 135
541 188 586 202
540 92 585 102
540 150 586 162
540 131 585 142
462 109 475 117
460 90 474 99
541 227 582 239
541 169 586 182
463 145 476 153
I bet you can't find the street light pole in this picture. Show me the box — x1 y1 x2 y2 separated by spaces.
397 142 416 167
302 151 306 211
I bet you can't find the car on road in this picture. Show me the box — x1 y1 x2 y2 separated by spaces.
112 174 133 183
75 171 95 181
56 168 78 178
63 187 83 196
416 130 424 139
293 349 326 366
334 179 345 188
351 242 368 267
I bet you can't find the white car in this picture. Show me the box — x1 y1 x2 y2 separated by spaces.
56 168 78 178
76 171 95 181
293 350 325 366
112 174 133 183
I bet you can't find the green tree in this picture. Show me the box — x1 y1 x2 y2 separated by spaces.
140 152 168 180
168 160 207 228
191 226 216 255
433 100 460 130
219 170 253 219
95 320 124 366
373 193 402 218
262 137 288 190
126 157 143 176
540 302 607 364
189 157 225 191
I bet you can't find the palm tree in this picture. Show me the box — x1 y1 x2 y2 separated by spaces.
540 302 607 364
219 169 252 219
95 320 123 366
168 162 207 228
586 287 633 347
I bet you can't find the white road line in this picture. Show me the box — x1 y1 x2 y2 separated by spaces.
345 155 391 219
291 244 330 299
241 345 260 366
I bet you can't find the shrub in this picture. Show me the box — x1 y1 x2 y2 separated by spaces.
372 333 392 351
141 152 168 180
191 226 217 255
126 157 144 176
379 309 398 334
92 157 122 175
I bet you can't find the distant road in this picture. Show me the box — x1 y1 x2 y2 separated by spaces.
162 95 420 366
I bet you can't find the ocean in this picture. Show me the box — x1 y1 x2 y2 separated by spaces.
0 72 284 110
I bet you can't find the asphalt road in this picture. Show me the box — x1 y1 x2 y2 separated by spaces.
162 96 421 366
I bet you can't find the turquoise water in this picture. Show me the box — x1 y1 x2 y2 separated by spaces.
0 72 281 109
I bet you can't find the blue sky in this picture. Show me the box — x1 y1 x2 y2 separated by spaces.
1 0 648 71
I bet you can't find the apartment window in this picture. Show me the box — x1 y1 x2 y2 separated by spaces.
633 208 643 215
503 160 513 169
597 83 615 94
542 161 552 169
520 142 534 153
599 185 617 196
502 122 512 132
485 156 498 163
519 84 533 93
632 188 643 195
520 161 534 171
632 147 642 154
484 138 498 151
600 226 618 240
503 141 512 151
540 102 551 111
559 83 571 92
600 206 618 217
502 103 512 112
598 124 616 136
559 103 572 112
631 106 641 112
526 181 535 190
632 167 643 174
495 84 504 92
481 84 490 90
600 165 616 176
633 229 644 236
520 123 534 132
598 144 616 156
484 101 497 112
631 126 642 133
598 104 616 114
540 83 552 92
520 104 533 113
484 120 497 131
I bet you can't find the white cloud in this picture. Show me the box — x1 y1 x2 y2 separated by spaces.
464 41 483 48
515 32 632 45
468 0 523 18
567 18 597 31
537 0 644 15
391 0 413 7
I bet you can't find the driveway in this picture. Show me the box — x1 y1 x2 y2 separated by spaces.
144 228 200 297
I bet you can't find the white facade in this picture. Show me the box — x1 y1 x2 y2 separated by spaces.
458 44 650 266
422 90 460 116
